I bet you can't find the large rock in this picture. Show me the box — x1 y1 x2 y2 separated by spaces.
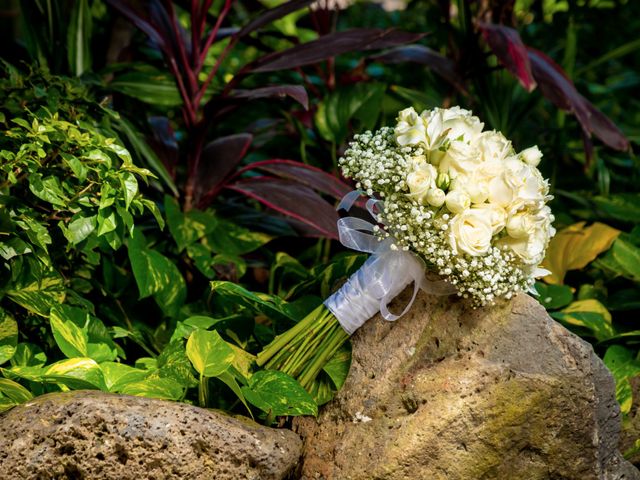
295 292 640 480
0 390 301 480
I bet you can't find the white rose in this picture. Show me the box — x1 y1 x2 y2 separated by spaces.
488 156 546 211
445 190 471 214
520 146 543 167
426 188 446 207
455 171 490 204
440 107 484 143
472 203 507 235
438 140 482 178
420 108 445 148
449 209 493 257
506 212 537 239
499 228 547 265
406 163 438 203
395 107 427 146
474 130 512 162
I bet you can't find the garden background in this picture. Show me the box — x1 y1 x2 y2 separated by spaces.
0 0 639 466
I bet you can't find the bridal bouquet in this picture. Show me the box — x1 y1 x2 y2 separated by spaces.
257 106 555 398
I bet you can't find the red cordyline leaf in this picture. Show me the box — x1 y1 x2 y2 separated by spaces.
247 28 426 73
370 45 466 93
227 177 340 239
196 133 254 208
230 85 309 111
527 48 629 152
478 22 536 92
236 159 351 200
237 0 315 38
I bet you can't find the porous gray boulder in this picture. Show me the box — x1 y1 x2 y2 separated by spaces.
294 292 640 480
0 390 301 480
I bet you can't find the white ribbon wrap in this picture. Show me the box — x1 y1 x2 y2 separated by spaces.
323 192 454 336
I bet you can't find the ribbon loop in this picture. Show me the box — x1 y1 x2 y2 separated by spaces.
325 191 451 335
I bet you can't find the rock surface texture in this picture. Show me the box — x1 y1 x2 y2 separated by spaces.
0 390 301 480
295 292 640 480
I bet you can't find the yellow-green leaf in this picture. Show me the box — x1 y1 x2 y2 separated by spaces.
551 299 615 342
118 377 183 400
50 307 89 358
44 358 106 390
100 362 148 392
541 222 620 284
0 310 18 365
186 329 234 378
0 378 33 404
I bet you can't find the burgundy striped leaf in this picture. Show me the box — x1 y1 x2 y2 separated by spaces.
370 45 465 92
528 48 629 151
247 29 426 74
479 22 536 92
230 85 309 110
196 133 253 208
237 0 315 38
227 177 339 239
238 159 351 200
105 0 168 52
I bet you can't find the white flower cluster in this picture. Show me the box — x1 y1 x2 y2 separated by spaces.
339 106 555 306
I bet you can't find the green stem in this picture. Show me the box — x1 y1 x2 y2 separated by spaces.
256 304 325 367
198 374 209 408
299 323 349 390
281 311 334 376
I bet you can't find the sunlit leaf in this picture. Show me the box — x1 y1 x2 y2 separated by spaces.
50 307 89 358
242 370 317 417
550 299 615 342
0 378 33 404
0 310 18 365
541 222 620 284
186 329 235 378
44 358 106 390
119 377 183 400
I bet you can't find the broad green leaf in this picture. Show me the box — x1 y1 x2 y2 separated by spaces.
100 362 148 392
592 194 640 224
0 378 33 404
44 358 107 390
28 173 68 206
205 218 272 256
0 238 32 260
534 282 574 310
119 377 183 400
97 208 117 237
157 341 198 388
10 343 47 367
110 71 183 106
0 310 18 365
322 344 351 391
6 269 66 316
608 239 640 282
241 370 317 417
0 397 16 413
62 215 97 244
120 172 138 210
4 365 46 382
128 233 186 317
186 329 234 378
550 299 615 341
50 307 89 358
184 316 219 329
603 345 640 414
228 344 255 381
218 369 252 418
210 281 295 323
541 222 620 284
164 196 216 251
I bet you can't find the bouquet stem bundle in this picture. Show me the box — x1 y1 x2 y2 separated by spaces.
256 305 347 391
